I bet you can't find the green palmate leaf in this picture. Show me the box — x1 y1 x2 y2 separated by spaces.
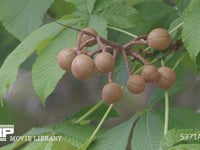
78 139 91 150
113 55 128 86
168 17 183 39
94 0 126 11
64 0 96 14
0 105 14 123
32 29 77 104
89 15 108 38
131 111 164 150
173 0 191 14
87 0 97 14
0 140 27 150
67 102 118 122
1 122 99 149
0 24 19 67
127 0 161 6
50 0 76 19
51 141 77 150
168 108 200 129
22 141 52 150
0 0 54 40
88 111 143 150
168 144 200 150
134 1 176 30
182 0 200 65
24 127 53 136
161 129 200 150
0 127 53 150
0 16 80 104
22 140 78 150
56 122 101 148
155 107 200 130
0 22 63 101
100 3 143 28
0 142 17 150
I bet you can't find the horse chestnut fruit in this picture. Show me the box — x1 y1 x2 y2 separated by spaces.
78 27 98 46
71 54 95 80
95 52 114 73
57 48 76 71
141 65 160 82
147 28 172 50
157 67 176 89
127 75 145 94
102 82 122 103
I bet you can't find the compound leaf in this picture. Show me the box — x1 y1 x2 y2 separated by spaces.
168 144 200 150
32 29 77 104
100 3 143 28
0 0 54 40
161 129 200 150
131 111 164 150
182 0 200 64
0 22 63 100
88 112 143 150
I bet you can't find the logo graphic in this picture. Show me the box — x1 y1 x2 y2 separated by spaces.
0 125 14 141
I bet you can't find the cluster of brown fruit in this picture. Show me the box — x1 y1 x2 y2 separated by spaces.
57 27 114 79
57 27 176 104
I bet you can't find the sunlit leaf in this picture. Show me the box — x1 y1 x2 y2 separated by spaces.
0 0 54 40
182 0 200 64
131 111 164 150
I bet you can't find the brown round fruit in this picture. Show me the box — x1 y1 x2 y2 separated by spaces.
71 54 95 80
147 28 172 51
141 65 160 82
78 27 98 46
102 82 122 103
57 48 76 71
127 75 146 94
157 67 176 89
95 52 114 73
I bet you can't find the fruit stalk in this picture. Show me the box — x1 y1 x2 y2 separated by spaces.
161 59 170 135
122 48 132 76
96 36 106 52
127 51 149 65
164 90 169 135
123 34 148 50
108 49 118 83
88 104 114 144
76 31 84 54
75 100 104 124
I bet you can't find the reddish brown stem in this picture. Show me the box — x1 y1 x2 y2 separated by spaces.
108 49 118 83
79 38 96 50
76 31 84 54
96 36 106 52
122 49 131 76
100 38 123 50
108 72 113 83
170 39 183 52
128 51 149 65
123 35 148 50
